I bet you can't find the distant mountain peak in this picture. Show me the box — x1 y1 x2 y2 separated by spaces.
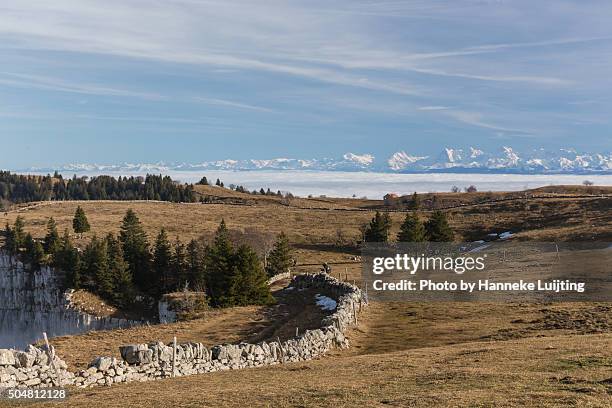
25 146 612 175
343 152 374 166
387 151 428 171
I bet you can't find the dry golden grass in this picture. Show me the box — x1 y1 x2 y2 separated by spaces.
0 200 375 246
338 302 612 357
47 305 266 370
0 189 610 406
46 284 329 371
1 193 609 252
6 334 611 408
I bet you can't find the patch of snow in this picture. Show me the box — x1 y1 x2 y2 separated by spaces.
499 231 514 240
315 294 337 311
468 243 491 253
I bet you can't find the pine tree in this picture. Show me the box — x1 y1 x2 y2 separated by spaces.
232 245 273 306
171 238 188 290
187 239 206 292
54 230 81 289
119 209 151 293
13 216 26 250
83 236 113 297
72 206 90 237
153 229 172 294
397 212 426 242
105 233 133 306
425 211 454 242
364 211 392 242
410 192 420 210
24 233 45 270
44 217 60 254
3 223 16 254
205 219 234 307
265 232 292 277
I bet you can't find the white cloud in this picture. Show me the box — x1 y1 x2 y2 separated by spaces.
193 97 275 113
418 106 451 111
1 0 612 144
0 72 164 99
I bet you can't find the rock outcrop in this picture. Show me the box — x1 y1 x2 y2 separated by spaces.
0 252 140 349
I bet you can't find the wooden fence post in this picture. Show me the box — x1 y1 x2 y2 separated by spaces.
172 336 177 378
43 332 62 387
277 337 285 363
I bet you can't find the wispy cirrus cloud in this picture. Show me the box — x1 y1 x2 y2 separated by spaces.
193 97 275 113
0 72 164 100
1 0 612 166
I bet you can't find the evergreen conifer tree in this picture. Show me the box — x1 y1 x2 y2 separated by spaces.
13 216 25 250
54 230 81 289
83 236 113 297
119 209 151 293
44 217 60 254
364 211 392 242
187 239 206 292
153 229 172 294
3 223 16 254
232 245 273 306
265 232 292 277
397 212 426 242
171 237 188 290
105 233 133 306
72 206 90 238
24 233 45 270
425 211 454 242
410 192 420 210
205 219 234 307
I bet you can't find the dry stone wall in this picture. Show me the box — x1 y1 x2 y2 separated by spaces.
0 273 365 389
0 345 74 388
267 271 291 285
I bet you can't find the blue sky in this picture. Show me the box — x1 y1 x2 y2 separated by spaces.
1 0 611 168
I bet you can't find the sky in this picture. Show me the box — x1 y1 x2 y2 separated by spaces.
1 0 612 168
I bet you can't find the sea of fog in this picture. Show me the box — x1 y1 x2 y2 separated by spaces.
41 170 612 199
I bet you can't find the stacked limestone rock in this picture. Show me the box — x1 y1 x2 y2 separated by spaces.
2 273 365 389
267 271 291 285
0 345 74 388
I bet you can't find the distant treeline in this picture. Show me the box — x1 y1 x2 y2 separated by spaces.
0 172 196 204
196 176 294 199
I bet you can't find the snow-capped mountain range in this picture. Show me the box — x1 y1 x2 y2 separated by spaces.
25 147 612 174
